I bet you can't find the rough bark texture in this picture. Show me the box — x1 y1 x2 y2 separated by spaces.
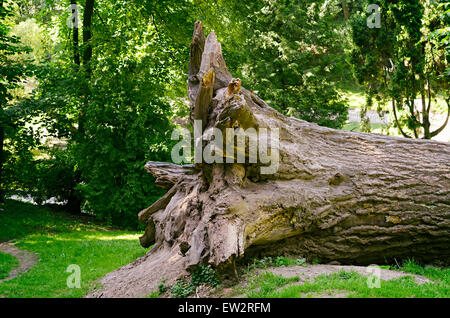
90 22 450 298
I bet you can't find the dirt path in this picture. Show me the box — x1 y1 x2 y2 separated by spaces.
264 264 432 285
216 264 432 298
0 242 38 283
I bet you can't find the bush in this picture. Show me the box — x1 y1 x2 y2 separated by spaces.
191 265 221 288
158 278 168 294
30 150 81 212
170 265 220 298
248 256 307 270
170 278 196 298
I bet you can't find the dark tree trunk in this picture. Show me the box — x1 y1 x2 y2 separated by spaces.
90 21 450 298
71 1 80 66
69 0 95 215
0 125 4 203
82 0 94 76
342 1 350 19
0 0 6 202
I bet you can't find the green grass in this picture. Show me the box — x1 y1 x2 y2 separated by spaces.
146 291 160 298
339 86 448 115
243 260 450 298
245 256 307 271
0 252 19 280
242 271 300 298
0 200 147 298
0 200 98 241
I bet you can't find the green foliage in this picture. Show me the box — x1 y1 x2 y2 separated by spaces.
247 256 306 270
30 149 81 209
296 257 307 266
171 265 220 298
147 291 160 298
170 278 197 298
0 1 35 201
158 277 168 294
241 0 349 128
1 0 354 226
5 0 194 227
350 0 449 138
191 265 221 288
4 0 448 229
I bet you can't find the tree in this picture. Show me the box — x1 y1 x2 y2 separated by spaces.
90 23 450 297
0 0 33 202
242 0 349 129
69 0 191 226
350 0 449 139
7 0 200 224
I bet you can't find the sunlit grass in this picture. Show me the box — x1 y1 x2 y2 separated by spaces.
243 261 450 298
0 200 99 241
0 200 147 298
339 87 448 115
0 252 19 280
243 271 300 298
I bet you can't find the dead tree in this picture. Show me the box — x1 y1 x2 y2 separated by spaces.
91 21 450 297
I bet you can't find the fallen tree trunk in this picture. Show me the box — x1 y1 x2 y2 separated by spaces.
91 21 450 297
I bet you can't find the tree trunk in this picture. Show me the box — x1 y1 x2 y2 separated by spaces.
0 125 4 203
90 21 450 298
0 0 6 202
71 1 80 66
82 0 94 76
342 1 350 19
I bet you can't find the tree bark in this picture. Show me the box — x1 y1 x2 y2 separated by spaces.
0 0 3 202
0 124 4 203
342 1 350 19
82 0 94 76
71 1 80 66
90 21 450 298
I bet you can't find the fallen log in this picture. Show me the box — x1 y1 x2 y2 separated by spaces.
91 21 450 297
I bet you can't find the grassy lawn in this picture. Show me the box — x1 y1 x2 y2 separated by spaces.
0 252 19 280
339 85 448 115
241 259 450 298
0 200 147 298
2 200 449 298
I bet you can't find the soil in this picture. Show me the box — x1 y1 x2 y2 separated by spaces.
212 264 432 298
0 242 39 283
263 264 432 285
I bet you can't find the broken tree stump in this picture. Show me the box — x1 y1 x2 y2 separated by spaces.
91 21 450 298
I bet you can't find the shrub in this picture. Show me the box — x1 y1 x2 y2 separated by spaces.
170 265 220 298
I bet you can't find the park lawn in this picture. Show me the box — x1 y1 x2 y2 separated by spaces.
2 200 450 298
241 259 450 298
0 252 19 280
0 200 147 298
338 86 448 115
